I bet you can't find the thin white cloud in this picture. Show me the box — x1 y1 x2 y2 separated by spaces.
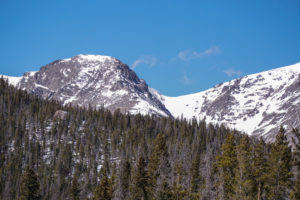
223 69 242 77
183 72 192 85
131 55 157 69
178 46 221 61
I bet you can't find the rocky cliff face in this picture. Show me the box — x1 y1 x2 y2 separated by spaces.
4 54 171 116
2 55 300 141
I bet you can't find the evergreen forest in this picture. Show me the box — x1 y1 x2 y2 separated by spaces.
0 78 300 200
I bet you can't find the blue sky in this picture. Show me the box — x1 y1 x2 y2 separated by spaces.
0 0 299 96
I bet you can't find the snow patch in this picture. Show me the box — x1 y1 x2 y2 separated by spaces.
1 75 22 87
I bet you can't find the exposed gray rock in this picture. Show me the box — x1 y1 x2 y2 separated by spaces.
54 110 68 120
12 54 172 117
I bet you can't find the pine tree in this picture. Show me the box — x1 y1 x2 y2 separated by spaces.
71 174 80 200
190 154 201 199
119 159 131 200
130 156 149 200
253 138 267 200
217 132 237 200
235 135 254 200
291 128 300 199
94 167 112 200
19 166 40 200
172 162 188 200
147 133 170 199
155 178 173 200
266 126 292 199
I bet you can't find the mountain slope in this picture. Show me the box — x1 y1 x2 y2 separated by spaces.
157 63 300 141
3 54 171 117
2 55 300 141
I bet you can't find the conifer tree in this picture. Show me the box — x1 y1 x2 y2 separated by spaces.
119 159 131 200
217 132 237 200
71 174 80 200
130 156 149 200
172 162 188 200
155 178 173 200
190 154 201 199
147 133 169 198
235 135 254 200
266 126 292 199
19 166 40 200
94 167 112 200
291 128 300 200
253 138 267 200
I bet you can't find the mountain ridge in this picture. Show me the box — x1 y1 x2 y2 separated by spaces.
2 54 300 141
157 62 300 141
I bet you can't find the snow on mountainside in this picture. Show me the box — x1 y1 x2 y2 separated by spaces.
3 54 171 117
2 75 22 87
2 55 300 141
158 63 300 141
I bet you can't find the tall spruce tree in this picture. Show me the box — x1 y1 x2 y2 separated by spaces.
266 126 292 199
94 167 113 200
291 128 300 199
70 174 80 200
235 135 254 200
217 132 237 200
119 159 131 200
172 163 188 200
253 138 267 200
147 133 170 199
155 178 173 200
19 166 40 200
130 156 149 200
190 154 201 199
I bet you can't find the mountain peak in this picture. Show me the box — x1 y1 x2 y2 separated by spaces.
57 54 118 68
72 54 115 62
3 54 171 117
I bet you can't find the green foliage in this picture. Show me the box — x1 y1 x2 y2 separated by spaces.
217 132 237 199
252 138 268 200
190 154 201 199
147 133 170 199
119 159 131 200
94 167 113 200
19 166 40 200
235 135 255 200
290 128 300 200
130 156 149 200
0 78 299 199
266 126 293 199
155 179 173 200
71 174 80 200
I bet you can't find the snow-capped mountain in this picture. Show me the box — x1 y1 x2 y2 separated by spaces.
152 63 300 141
2 54 300 141
3 54 171 116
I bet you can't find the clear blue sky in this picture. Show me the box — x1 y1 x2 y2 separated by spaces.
1 0 299 96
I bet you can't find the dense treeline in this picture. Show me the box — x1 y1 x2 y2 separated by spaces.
0 78 299 200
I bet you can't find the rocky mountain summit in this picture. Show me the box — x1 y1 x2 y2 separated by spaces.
2 54 300 141
3 54 171 116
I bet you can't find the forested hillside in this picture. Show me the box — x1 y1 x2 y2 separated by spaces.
0 77 299 200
